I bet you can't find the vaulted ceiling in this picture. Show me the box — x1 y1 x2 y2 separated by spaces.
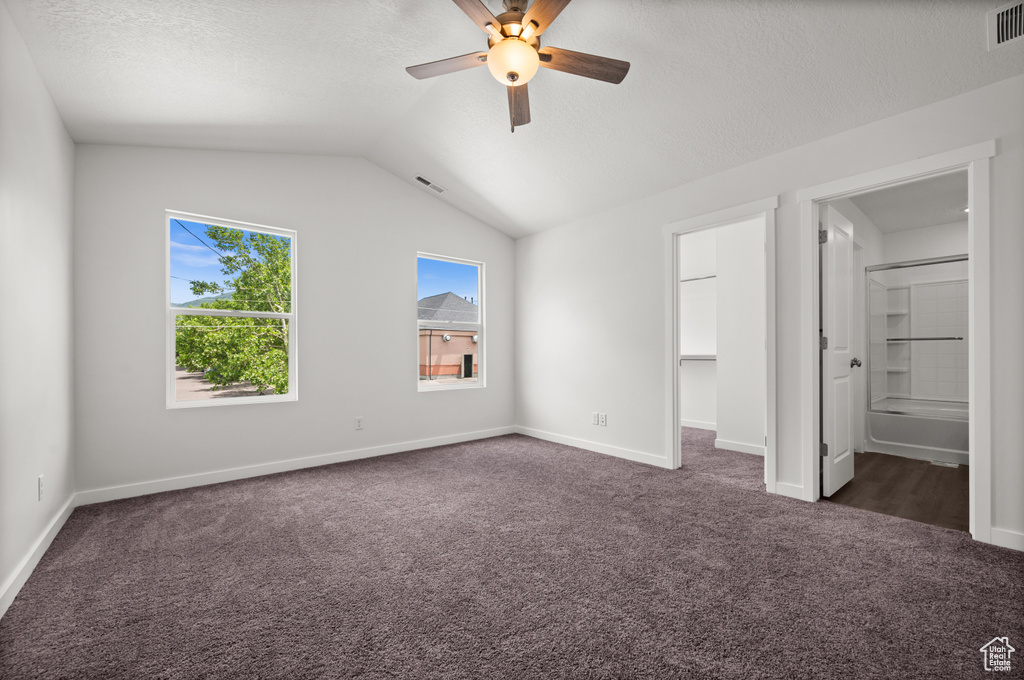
5 0 1021 238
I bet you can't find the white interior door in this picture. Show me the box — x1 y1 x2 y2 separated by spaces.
821 206 855 496
852 245 866 453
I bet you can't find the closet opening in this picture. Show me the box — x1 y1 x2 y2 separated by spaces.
665 197 777 489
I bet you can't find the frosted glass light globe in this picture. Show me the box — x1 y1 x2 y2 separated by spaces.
487 38 539 86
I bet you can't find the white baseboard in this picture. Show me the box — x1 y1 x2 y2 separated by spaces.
773 481 807 501
714 438 766 456
680 419 716 431
514 426 670 469
76 426 516 506
989 527 1024 552
0 495 76 621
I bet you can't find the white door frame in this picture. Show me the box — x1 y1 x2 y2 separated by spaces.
663 196 778 491
797 140 995 542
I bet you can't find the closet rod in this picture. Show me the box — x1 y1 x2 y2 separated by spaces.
679 355 717 363
886 337 964 342
679 274 716 284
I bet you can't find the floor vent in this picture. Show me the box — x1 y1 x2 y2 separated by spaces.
414 175 447 194
988 1 1024 50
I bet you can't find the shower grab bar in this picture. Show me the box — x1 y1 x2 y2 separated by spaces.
886 337 964 342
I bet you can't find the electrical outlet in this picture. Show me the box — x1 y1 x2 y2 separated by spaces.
599 413 607 427
592 412 599 425
355 416 364 430
37 474 44 501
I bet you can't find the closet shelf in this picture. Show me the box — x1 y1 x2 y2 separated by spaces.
886 309 909 315
885 367 910 373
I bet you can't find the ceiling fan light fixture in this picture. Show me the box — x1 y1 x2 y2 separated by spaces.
520 20 539 41
485 23 503 41
487 37 539 85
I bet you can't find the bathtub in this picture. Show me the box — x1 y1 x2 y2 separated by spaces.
866 398 969 466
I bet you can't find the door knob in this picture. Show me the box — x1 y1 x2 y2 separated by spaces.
850 358 862 368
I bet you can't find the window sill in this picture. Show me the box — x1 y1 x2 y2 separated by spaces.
167 393 298 409
418 380 484 392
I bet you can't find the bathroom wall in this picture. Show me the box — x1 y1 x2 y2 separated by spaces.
884 221 967 262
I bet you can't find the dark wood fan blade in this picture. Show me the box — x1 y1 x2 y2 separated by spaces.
406 52 488 80
522 0 571 37
538 46 630 84
507 84 531 131
452 0 502 34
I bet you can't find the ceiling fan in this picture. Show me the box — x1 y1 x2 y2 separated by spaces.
406 0 630 132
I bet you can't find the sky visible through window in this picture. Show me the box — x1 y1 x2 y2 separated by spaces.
417 257 479 303
169 219 289 305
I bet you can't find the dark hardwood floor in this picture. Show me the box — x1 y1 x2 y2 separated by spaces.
824 451 969 532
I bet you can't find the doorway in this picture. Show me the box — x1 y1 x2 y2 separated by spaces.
799 141 993 540
818 174 971 531
664 197 778 487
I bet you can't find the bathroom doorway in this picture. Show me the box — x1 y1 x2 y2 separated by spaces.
801 141 994 539
824 175 971 530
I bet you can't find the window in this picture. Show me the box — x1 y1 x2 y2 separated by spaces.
167 211 296 408
417 254 483 390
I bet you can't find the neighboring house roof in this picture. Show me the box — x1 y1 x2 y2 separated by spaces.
418 292 479 333
418 292 478 323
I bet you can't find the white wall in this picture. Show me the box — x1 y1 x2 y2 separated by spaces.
714 217 766 454
0 2 76 611
73 145 515 494
515 74 1024 542
884 221 968 262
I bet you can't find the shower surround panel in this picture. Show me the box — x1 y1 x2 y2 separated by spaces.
910 280 968 401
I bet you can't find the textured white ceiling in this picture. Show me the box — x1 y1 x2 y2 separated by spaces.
5 0 1022 238
849 170 968 234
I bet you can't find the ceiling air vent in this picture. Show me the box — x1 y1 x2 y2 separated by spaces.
414 175 447 194
988 1 1023 50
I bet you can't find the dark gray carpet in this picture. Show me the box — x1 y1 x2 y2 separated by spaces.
1 431 1021 679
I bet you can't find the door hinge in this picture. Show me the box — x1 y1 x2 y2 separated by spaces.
819 230 828 245
821 442 828 457
820 335 828 350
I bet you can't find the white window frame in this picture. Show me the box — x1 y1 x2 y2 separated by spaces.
416 252 485 392
166 210 298 409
